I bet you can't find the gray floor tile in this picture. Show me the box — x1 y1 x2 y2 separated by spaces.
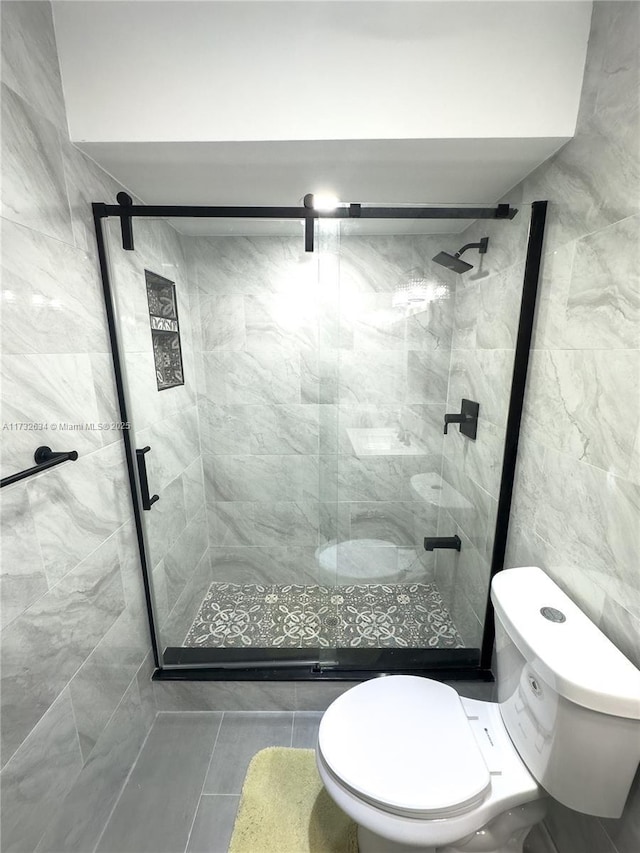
97 713 222 853
186 795 239 853
203 712 293 795
292 712 322 748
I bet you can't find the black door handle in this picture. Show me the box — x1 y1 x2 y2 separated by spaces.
136 446 159 510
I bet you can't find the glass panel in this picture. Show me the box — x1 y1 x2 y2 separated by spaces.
103 203 531 669
331 207 531 653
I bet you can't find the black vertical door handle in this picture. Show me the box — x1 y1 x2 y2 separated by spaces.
136 446 159 510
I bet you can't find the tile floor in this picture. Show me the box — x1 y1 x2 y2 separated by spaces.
94 711 323 853
185 583 463 649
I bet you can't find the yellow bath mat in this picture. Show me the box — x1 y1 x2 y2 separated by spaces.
228 747 359 853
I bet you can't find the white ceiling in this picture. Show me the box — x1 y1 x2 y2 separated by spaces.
53 1 592 236
80 136 567 235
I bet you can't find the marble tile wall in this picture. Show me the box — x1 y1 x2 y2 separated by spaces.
183 228 457 597
0 5 158 851
449 4 640 851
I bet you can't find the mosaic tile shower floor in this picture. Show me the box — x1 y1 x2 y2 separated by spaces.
185 583 464 649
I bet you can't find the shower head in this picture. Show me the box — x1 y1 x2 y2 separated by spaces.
432 237 489 274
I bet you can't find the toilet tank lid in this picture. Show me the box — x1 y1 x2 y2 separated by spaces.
491 567 640 719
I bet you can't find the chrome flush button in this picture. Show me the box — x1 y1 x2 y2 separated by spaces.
540 606 566 623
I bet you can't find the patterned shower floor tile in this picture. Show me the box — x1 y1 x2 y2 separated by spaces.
184 583 464 649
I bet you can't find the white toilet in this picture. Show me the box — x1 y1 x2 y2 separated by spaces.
316 566 640 853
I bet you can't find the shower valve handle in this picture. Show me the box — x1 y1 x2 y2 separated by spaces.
443 399 479 440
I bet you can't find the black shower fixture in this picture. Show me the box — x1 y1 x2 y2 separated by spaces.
432 237 489 274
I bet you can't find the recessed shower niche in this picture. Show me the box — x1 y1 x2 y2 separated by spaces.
145 269 185 391
94 199 547 679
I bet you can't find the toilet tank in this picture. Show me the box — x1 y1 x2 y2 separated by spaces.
491 567 640 818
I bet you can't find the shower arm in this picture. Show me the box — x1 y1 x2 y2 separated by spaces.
454 238 489 259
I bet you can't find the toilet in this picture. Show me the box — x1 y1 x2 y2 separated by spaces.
316 566 640 853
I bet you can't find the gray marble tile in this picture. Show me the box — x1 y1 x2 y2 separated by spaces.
0 84 72 243
109 235 154 356
598 595 640 670
0 481 48 629
249 403 320 455
68 586 152 761
123 351 166 430
544 799 617 853
61 139 123 252
114 521 146 613
199 402 252 455
162 551 212 647
508 432 547 532
26 442 129 586
294 682 357 711
37 679 148 853
0 687 82 853
336 455 406 502
88 354 124 447
524 348 638 479
146 474 188 570
136 653 158 732
209 501 256 546
530 240 577 351
438 458 494 557
2 2 67 123
405 349 451 404
447 348 513 428
348 501 419 546
139 406 201 494
201 293 246 350
252 501 320 546
1 353 104 477
292 711 323 748
1 535 125 768
1 1 67 130
564 215 640 350
153 680 296 712
96 713 222 853
164 509 209 611
244 292 318 352
192 235 301 296
451 278 478 350
183 457 207 520
452 528 491 622
601 764 640 853
0 218 110 355
337 350 406 404
204 454 304 502
209 546 298 586
203 712 293 795
476 263 525 350
523 113 638 251
186 795 240 853
201 350 301 405
535 450 640 608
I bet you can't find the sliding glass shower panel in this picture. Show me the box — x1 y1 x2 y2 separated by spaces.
330 222 458 649
101 200 535 670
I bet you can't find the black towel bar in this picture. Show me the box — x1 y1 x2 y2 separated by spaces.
1 446 79 488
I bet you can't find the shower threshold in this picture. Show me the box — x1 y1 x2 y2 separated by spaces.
184 582 464 650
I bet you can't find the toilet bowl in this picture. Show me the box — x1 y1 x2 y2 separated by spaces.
317 676 545 853
316 567 640 853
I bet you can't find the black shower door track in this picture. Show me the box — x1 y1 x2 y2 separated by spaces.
93 198 547 682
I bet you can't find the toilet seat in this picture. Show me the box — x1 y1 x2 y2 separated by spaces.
318 676 492 819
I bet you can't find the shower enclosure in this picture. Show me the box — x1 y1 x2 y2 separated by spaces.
94 197 546 680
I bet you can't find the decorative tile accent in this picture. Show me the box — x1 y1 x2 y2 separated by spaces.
145 270 184 390
185 583 464 649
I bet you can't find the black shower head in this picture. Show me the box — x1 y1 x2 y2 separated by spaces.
432 251 474 274
432 237 489 274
